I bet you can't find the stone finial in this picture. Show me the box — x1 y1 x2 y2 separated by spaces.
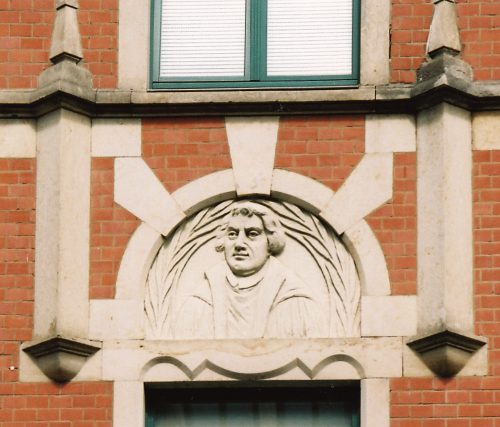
426 0 461 58
49 0 83 64
414 0 472 90
37 0 92 95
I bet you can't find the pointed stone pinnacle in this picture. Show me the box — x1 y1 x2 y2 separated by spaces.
427 0 462 58
49 0 83 64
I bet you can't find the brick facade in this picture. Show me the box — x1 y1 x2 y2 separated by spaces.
0 0 499 426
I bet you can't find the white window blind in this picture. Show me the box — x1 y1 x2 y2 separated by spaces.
267 0 353 76
160 0 246 78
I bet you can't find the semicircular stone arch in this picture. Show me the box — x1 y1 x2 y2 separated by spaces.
114 168 390 306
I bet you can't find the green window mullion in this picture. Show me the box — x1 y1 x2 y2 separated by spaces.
247 0 267 81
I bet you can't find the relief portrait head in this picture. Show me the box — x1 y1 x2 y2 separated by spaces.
145 199 361 340
215 202 285 277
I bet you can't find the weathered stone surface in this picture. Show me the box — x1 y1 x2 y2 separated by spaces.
115 223 163 301
49 0 83 63
360 0 390 85
118 0 149 90
23 337 100 382
271 169 334 214
321 153 393 234
365 114 416 153
417 103 473 336
342 221 391 296
91 118 141 157
361 296 417 337
407 330 486 377
226 117 279 196
473 111 500 150
145 200 360 340
35 109 91 339
114 157 186 236
0 119 36 158
102 337 403 381
172 170 236 215
427 0 461 58
89 300 145 340
361 379 390 427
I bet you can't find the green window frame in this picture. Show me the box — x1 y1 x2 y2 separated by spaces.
150 0 361 90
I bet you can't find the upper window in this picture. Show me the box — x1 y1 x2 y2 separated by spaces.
150 0 360 89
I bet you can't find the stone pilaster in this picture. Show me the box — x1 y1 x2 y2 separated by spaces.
410 103 485 376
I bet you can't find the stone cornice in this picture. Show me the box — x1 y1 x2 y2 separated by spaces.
0 81 499 118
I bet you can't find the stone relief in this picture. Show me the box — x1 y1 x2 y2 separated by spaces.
145 199 360 339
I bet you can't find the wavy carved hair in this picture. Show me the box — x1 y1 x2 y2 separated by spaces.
215 201 286 256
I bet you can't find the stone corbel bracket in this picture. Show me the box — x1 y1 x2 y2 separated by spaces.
23 337 100 383
407 330 486 377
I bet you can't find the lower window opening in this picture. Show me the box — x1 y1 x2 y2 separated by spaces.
145 381 360 427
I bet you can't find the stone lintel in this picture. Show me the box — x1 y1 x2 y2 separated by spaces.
407 330 486 377
23 337 100 382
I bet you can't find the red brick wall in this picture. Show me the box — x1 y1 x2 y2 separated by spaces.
276 116 365 191
390 150 500 427
0 0 118 89
367 153 417 296
90 158 139 299
0 159 114 426
391 0 500 83
0 382 113 426
142 117 231 193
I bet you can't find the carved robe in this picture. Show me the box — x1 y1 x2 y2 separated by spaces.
172 256 326 339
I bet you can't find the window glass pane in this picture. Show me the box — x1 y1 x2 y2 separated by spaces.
146 384 360 427
160 0 246 78
267 0 353 76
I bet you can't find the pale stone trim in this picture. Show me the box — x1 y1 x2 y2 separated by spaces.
225 116 279 196
171 169 236 215
417 103 473 335
118 0 390 90
360 0 391 85
361 379 390 427
114 169 391 302
0 119 36 158
114 157 186 236
365 114 416 153
118 0 149 90
89 300 145 340
113 381 145 427
361 296 417 337
271 169 335 214
34 109 91 338
342 220 390 296
403 337 488 377
91 118 141 157
102 338 402 382
321 153 393 235
115 222 163 300
472 111 500 150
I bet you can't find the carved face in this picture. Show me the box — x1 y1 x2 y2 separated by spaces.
223 214 270 277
